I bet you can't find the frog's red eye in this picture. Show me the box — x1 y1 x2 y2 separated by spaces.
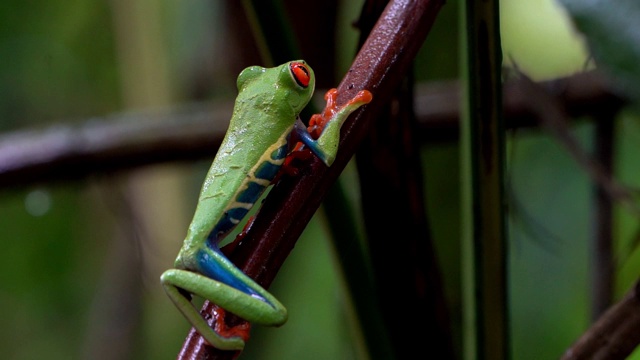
290 62 310 88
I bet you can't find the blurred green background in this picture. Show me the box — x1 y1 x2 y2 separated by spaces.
1 0 638 359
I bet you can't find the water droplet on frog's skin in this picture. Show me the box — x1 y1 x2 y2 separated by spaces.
25 189 52 217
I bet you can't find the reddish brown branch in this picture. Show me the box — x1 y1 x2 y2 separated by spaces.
562 281 640 360
177 0 445 358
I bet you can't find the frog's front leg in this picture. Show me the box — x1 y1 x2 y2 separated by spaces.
295 89 373 166
160 246 287 350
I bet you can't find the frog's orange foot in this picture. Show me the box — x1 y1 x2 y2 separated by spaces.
308 88 373 138
350 89 373 106
308 89 339 138
274 144 313 182
211 307 252 343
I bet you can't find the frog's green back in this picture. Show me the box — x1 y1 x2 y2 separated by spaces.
177 61 315 262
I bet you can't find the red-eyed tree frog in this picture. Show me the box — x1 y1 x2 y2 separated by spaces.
160 60 372 350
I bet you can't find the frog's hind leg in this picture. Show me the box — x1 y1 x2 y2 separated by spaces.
160 246 287 350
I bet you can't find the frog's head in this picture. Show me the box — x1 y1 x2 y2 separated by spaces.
236 60 315 114
282 60 315 113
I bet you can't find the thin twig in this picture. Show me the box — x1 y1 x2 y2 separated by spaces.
513 74 638 216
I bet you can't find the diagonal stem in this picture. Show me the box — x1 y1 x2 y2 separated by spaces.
177 0 445 358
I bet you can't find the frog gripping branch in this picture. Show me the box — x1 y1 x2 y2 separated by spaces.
160 61 372 350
